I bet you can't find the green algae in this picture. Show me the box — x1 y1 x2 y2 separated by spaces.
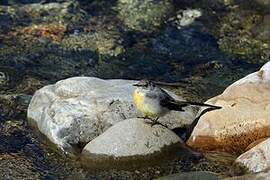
117 0 174 32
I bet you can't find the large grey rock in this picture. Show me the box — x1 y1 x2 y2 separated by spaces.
235 138 270 173
83 118 182 157
27 77 196 151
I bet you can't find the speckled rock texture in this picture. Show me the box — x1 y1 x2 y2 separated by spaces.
235 137 270 173
28 77 197 152
224 171 270 180
117 0 173 32
156 171 218 180
83 118 182 157
187 61 270 154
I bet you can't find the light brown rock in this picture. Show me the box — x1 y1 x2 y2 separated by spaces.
235 137 270 173
187 61 270 154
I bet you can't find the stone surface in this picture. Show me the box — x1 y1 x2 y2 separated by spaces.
117 0 173 32
174 9 202 28
224 171 270 180
187 61 270 154
235 138 270 173
156 171 218 180
83 118 182 157
217 4 270 63
28 77 197 152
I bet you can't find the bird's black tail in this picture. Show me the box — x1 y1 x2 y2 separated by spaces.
164 100 222 111
178 101 222 109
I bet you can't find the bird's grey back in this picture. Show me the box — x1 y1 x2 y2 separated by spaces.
145 86 175 104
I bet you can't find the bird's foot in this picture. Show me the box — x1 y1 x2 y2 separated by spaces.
146 117 159 127
148 120 159 127
145 119 168 128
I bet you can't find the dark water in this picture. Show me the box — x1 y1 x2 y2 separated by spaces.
0 0 267 179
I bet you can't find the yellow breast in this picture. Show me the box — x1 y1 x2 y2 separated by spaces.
133 89 156 118
133 89 145 112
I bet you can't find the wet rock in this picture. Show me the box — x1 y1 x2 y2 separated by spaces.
156 171 218 180
61 29 124 57
0 1 86 27
27 77 197 152
151 26 221 63
217 7 270 63
60 33 97 51
235 137 270 173
0 94 32 108
224 171 270 180
0 72 8 86
256 0 270 5
0 153 41 179
83 118 181 157
187 61 270 154
172 9 202 28
16 77 46 95
117 0 174 32
12 23 67 43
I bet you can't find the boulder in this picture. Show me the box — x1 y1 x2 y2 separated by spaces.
83 118 182 157
235 137 270 173
187 61 270 154
28 77 196 152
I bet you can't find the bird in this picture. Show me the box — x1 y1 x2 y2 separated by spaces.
132 79 221 125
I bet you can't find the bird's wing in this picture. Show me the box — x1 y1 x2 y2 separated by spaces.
159 88 222 110
159 88 188 111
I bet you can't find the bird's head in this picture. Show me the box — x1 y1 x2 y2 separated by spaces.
133 79 156 89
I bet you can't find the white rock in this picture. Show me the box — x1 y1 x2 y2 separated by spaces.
83 118 182 157
28 77 196 151
235 138 270 173
177 9 202 27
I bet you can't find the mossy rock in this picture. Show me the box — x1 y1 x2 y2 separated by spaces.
218 10 270 63
61 30 124 57
117 0 174 32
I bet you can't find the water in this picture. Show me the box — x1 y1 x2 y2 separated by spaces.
0 0 267 179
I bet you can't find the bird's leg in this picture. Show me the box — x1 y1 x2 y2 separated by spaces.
150 117 160 127
141 117 168 128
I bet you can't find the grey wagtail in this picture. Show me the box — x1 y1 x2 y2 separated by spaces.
132 80 221 125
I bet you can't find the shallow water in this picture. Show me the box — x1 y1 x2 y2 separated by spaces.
0 0 268 179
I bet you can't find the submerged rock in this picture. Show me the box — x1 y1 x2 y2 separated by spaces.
217 5 270 63
156 171 218 180
61 29 124 57
172 9 202 28
187 61 270 154
224 171 270 180
0 72 8 86
83 118 181 157
28 77 197 152
117 0 174 32
235 137 270 173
